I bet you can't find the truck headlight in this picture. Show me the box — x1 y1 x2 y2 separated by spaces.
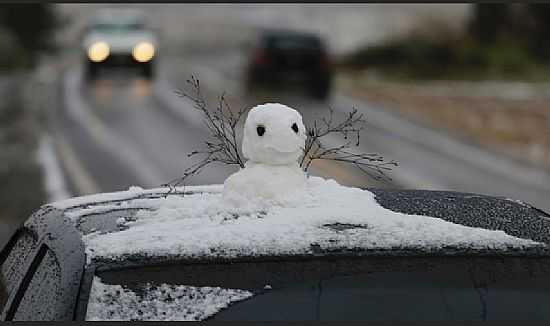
87 42 110 62
132 42 155 63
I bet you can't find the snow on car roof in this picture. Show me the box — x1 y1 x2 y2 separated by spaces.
52 177 544 265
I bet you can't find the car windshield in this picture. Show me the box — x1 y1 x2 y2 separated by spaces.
91 21 146 33
267 35 322 51
85 256 550 321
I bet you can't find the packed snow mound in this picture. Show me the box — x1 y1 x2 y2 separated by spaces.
241 103 306 165
78 176 543 262
223 161 307 208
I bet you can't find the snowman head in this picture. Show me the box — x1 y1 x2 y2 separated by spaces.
242 103 307 165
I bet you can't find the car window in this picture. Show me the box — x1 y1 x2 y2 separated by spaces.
85 257 550 321
268 35 322 51
213 272 479 321
11 248 62 321
214 259 550 321
0 230 38 313
91 22 146 33
0 274 7 314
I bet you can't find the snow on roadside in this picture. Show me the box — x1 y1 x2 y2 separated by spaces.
36 134 71 202
85 276 253 321
79 176 543 262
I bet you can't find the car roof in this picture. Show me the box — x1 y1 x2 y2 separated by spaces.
37 184 550 269
258 28 320 39
90 8 146 26
253 28 325 50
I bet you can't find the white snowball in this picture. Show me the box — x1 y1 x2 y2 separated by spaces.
242 103 306 165
223 161 307 208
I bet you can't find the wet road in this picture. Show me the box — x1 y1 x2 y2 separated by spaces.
52 46 550 214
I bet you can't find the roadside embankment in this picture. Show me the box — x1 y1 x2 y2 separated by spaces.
337 73 550 172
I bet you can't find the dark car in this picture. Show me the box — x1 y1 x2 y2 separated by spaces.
1 186 550 321
245 29 332 100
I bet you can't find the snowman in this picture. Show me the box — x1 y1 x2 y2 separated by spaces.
223 103 308 207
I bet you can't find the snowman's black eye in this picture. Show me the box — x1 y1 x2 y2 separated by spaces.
291 123 299 133
257 125 266 136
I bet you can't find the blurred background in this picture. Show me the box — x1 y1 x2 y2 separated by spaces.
1 3 550 249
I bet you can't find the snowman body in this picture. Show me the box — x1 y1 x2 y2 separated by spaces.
223 103 307 206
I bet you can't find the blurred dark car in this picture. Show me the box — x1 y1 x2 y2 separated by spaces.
245 29 332 100
2 186 550 321
81 9 158 80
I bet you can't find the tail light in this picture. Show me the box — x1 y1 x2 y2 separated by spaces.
253 48 269 66
320 52 331 69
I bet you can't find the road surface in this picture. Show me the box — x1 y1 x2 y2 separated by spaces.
48 44 550 216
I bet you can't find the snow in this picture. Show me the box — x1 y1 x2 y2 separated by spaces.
79 176 543 263
53 101 543 262
223 162 306 208
241 103 306 165
85 276 253 321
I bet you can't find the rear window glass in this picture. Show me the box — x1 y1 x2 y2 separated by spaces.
0 231 37 310
85 277 252 321
88 257 550 321
267 35 322 51
91 22 146 33
12 249 62 321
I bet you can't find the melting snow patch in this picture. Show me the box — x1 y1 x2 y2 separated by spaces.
85 276 253 321
81 176 543 262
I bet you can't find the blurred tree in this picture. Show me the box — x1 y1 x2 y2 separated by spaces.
0 27 27 70
0 4 58 67
341 3 550 80
468 3 511 43
527 3 550 62
469 3 550 61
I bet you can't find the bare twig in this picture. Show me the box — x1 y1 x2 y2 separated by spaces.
163 77 398 194
300 107 398 181
161 76 246 193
